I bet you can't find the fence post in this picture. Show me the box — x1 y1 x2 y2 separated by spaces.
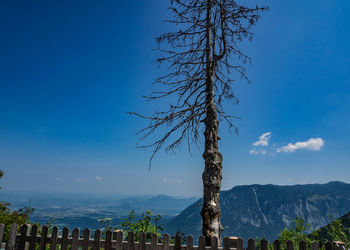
18 224 28 250
6 224 17 250
151 233 158 250
38 225 48 250
228 237 238 248
71 228 80 250
93 229 101 250
273 240 280 250
106 229 112 250
237 238 243 250
286 240 293 250
211 237 218 250
163 234 170 250
139 232 146 250
260 239 268 250
127 232 135 250
325 242 332 250
223 238 230 250
198 236 205 250
50 226 58 250
115 230 123 250
82 228 90 250
174 234 182 250
186 235 194 250
299 241 306 250
61 227 69 250
311 241 320 250
247 239 255 250
28 224 38 250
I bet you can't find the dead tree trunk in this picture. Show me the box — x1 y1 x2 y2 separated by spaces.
201 0 223 245
131 0 267 245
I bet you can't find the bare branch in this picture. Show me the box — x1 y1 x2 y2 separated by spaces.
130 0 269 167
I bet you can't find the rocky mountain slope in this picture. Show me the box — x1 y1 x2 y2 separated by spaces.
164 181 350 241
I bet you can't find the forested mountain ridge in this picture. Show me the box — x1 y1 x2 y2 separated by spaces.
165 181 350 241
313 211 350 241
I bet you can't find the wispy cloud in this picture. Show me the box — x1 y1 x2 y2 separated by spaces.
162 177 182 184
253 132 272 147
276 138 324 153
249 148 267 155
250 132 325 156
250 132 272 155
95 176 102 182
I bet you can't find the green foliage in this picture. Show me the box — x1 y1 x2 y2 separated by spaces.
325 217 349 243
0 170 33 240
278 217 312 249
43 217 56 234
0 203 33 241
278 216 350 249
98 217 113 231
255 237 273 250
312 216 350 248
119 210 163 242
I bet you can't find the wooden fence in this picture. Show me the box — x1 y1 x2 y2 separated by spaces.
0 223 346 250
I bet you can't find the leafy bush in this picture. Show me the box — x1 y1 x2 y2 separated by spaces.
278 217 312 249
312 216 350 249
97 210 163 242
277 216 350 249
119 210 163 242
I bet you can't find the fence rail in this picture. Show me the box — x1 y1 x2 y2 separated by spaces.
0 223 346 250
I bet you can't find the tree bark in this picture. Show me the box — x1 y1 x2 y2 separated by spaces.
201 0 223 246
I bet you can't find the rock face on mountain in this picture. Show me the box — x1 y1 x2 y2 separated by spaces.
164 182 350 241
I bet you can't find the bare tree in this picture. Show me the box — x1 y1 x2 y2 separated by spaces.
130 0 268 244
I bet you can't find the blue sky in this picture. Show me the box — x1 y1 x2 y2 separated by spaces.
0 0 349 196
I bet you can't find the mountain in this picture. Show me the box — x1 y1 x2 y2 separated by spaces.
164 181 350 241
120 195 197 210
119 195 197 216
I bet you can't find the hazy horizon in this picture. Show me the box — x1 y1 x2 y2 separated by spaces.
1 0 349 196
2 180 348 197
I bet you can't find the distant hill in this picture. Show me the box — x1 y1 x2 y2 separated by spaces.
119 194 198 215
0 192 197 230
164 181 350 241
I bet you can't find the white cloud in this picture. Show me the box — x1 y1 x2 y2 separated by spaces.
277 138 324 153
249 148 267 155
95 176 102 182
162 177 168 183
253 132 272 147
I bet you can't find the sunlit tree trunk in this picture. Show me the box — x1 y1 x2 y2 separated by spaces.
201 0 223 245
